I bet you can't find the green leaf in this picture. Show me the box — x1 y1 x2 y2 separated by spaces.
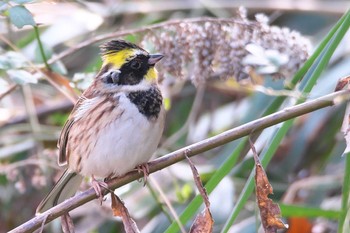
0 51 29 69
279 203 340 219
339 152 350 232
6 69 38 84
8 5 35 29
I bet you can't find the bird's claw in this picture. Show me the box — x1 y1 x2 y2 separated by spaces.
136 163 150 186
91 175 108 205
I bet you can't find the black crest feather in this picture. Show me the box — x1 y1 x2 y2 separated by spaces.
100 40 145 55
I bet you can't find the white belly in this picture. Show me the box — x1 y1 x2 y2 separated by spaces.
79 93 164 178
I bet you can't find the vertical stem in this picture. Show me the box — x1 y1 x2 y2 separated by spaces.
33 25 50 70
146 182 174 224
338 153 350 233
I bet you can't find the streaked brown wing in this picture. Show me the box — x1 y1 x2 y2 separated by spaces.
57 97 85 166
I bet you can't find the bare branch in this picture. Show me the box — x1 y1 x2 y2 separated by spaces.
8 89 350 233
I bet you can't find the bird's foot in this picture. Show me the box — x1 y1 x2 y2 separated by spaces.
91 175 109 205
136 163 150 186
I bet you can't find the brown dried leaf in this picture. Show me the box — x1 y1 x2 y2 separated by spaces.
61 213 75 233
341 103 350 154
186 154 214 233
335 75 350 91
336 76 350 154
111 193 140 233
250 140 288 233
190 208 213 233
41 69 79 102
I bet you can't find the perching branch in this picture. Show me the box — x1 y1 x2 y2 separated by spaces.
9 89 350 233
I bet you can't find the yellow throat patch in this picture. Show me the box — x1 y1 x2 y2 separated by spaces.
145 67 157 81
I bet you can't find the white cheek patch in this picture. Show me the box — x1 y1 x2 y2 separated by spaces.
118 79 152 92
102 69 121 84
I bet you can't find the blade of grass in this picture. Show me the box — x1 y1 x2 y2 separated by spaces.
221 10 350 233
339 152 350 233
280 203 340 219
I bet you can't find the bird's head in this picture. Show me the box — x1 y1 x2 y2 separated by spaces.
94 40 163 93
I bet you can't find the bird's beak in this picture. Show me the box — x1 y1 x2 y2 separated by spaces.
148 54 164 65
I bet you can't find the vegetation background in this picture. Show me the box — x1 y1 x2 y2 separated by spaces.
0 1 350 233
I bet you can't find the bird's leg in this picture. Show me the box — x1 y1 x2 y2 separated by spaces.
91 175 109 205
136 163 150 186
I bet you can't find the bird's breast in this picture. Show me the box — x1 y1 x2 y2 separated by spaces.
73 91 164 178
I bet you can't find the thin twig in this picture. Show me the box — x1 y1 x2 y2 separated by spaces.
0 84 18 100
21 85 45 168
8 89 350 233
47 17 255 65
0 33 19 52
146 181 174 223
282 174 343 204
148 177 187 233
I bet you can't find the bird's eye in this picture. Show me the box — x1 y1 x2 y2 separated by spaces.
130 60 141 70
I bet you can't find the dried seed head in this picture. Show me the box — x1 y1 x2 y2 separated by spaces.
142 8 311 85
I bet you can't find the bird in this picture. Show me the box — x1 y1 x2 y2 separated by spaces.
36 40 165 214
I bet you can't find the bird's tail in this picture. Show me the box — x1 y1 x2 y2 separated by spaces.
36 169 83 214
